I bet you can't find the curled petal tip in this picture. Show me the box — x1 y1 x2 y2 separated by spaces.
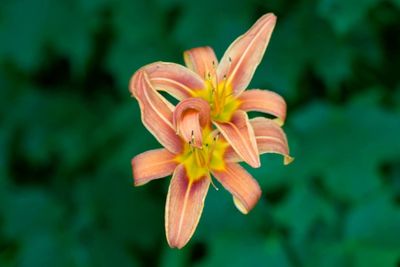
233 196 249 214
274 118 284 126
129 70 142 98
284 156 294 165
252 158 261 168
173 98 211 147
250 117 292 166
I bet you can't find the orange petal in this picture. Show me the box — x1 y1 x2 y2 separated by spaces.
217 13 277 96
251 117 293 165
239 89 287 125
184 46 218 80
173 98 211 148
212 163 261 214
130 71 182 154
140 62 205 100
132 149 177 186
176 110 203 148
165 165 210 249
225 117 293 165
214 110 260 168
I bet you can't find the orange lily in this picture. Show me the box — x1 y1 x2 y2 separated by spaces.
129 70 292 249
135 13 285 168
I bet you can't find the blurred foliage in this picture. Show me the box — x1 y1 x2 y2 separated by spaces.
1 0 400 266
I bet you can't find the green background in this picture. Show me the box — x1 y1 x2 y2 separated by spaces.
1 0 400 266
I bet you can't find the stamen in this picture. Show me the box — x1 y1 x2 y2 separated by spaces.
210 177 219 191
225 56 233 79
218 57 232 110
194 147 206 167
188 140 194 153
213 132 220 141
220 74 228 99
207 132 219 160
214 78 219 94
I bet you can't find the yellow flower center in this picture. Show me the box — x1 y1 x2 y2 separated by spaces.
192 78 240 123
175 126 229 181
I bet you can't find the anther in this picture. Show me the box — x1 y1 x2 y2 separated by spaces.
191 130 196 145
226 56 233 78
213 132 220 141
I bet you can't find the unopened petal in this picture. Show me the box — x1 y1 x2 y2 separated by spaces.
132 149 177 186
217 13 277 96
165 165 210 249
214 111 260 168
184 46 218 81
130 71 183 154
173 98 211 148
239 89 287 125
212 163 261 214
140 62 205 100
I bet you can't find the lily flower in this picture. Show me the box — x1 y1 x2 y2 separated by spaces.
130 70 292 249
135 13 285 168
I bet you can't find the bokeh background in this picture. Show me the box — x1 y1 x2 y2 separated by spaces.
1 0 400 266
